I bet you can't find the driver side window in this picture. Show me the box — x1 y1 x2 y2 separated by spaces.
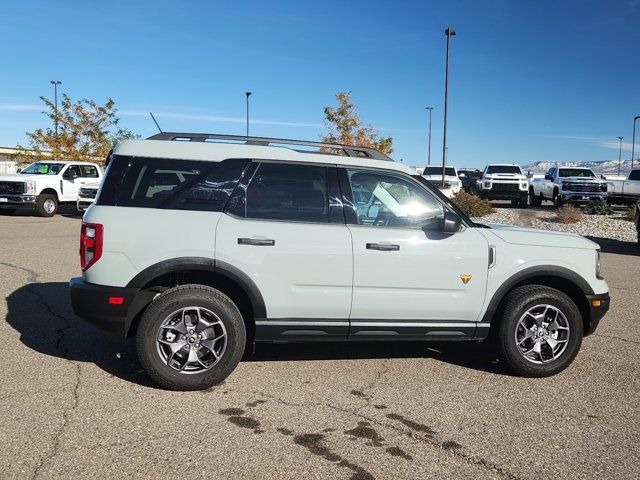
347 169 444 228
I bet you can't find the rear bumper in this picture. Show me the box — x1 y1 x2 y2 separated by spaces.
69 277 151 338
584 292 610 335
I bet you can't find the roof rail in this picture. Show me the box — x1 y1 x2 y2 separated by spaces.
146 132 393 161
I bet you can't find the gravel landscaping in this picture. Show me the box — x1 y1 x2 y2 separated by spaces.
472 208 638 243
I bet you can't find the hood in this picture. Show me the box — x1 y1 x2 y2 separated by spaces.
81 182 100 190
423 174 459 181
558 176 604 183
486 223 599 250
485 173 527 180
0 173 52 182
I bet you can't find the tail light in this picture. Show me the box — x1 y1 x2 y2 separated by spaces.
80 223 103 271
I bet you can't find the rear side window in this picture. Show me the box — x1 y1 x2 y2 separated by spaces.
226 162 329 223
97 156 249 211
629 170 640 180
80 165 99 178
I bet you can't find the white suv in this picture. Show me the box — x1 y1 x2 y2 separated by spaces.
69 133 610 390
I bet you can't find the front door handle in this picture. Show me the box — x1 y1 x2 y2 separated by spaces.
366 243 400 251
238 238 275 246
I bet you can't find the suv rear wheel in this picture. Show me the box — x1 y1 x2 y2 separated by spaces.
136 284 246 390
495 285 583 377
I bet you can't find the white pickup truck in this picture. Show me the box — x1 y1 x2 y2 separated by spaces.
421 166 462 195
478 164 529 207
0 160 102 217
529 167 607 207
606 169 640 205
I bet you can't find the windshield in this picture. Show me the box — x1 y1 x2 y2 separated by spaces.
20 162 65 175
423 167 456 176
558 168 595 178
486 165 522 175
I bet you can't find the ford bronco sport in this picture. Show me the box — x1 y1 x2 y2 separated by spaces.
69 133 610 390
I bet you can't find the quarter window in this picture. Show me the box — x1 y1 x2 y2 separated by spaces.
347 169 444 228
232 162 329 223
629 170 640 181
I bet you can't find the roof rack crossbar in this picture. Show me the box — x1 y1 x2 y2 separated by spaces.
146 132 392 161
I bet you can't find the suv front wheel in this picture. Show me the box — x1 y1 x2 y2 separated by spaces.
495 285 583 377
136 284 246 390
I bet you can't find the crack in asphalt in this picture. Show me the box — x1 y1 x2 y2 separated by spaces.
0 261 82 479
248 389 524 480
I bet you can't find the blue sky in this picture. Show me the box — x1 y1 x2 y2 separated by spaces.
0 0 639 167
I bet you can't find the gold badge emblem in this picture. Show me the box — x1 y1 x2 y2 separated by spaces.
460 274 472 285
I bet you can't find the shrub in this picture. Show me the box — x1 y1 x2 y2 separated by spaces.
452 190 494 217
584 200 614 216
556 205 582 224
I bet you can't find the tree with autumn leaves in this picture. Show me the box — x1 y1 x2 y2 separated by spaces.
322 91 393 154
17 94 137 164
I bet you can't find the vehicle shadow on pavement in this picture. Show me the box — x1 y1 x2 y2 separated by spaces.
245 341 506 375
6 281 157 388
586 236 639 256
6 282 509 388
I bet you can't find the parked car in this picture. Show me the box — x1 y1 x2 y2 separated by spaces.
77 182 101 213
69 132 609 390
458 169 483 193
421 166 462 195
0 161 102 216
478 164 529 207
607 169 640 205
529 167 607 207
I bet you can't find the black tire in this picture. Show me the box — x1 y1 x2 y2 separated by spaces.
495 285 583 377
35 194 58 217
552 189 562 208
518 194 528 209
136 284 246 391
529 189 542 207
0 208 16 215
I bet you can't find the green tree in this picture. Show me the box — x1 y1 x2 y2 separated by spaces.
322 91 393 155
17 94 137 164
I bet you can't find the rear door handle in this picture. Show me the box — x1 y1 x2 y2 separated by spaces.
238 238 275 246
366 243 400 251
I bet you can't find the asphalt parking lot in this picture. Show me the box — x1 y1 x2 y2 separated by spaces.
1 211 638 480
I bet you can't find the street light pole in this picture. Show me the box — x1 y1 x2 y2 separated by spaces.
245 92 252 136
617 136 624 177
632 115 640 169
426 107 434 167
50 80 62 158
441 28 456 188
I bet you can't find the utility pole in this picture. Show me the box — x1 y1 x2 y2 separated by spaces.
617 136 624 177
245 92 252 136
632 115 640 169
426 107 434 167
50 80 62 157
441 28 456 187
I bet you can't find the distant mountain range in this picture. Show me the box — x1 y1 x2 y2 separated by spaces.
522 159 636 175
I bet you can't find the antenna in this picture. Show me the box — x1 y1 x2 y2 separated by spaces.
149 112 162 133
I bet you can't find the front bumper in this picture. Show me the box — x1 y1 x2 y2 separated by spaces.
77 199 94 211
584 292 610 335
69 277 153 338
483 187 528 200
560 192 607 203
0 194 36 207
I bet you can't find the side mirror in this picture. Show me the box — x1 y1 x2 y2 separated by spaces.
16 168 21 173
65 170 79 180
545 174 553 181
442 211 462 234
